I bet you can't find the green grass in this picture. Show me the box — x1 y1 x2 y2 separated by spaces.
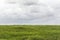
0 25 59 40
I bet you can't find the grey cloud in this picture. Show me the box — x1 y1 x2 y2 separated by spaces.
0 0 59 24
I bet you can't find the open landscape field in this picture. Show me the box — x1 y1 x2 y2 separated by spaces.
0 25 59 40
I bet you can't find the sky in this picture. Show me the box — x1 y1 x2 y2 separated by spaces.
0 0 60 25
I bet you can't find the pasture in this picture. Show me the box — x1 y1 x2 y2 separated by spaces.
0 25 59 40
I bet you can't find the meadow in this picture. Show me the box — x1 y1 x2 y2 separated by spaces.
0 25 60 40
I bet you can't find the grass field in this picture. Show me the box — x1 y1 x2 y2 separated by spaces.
0 25 60 40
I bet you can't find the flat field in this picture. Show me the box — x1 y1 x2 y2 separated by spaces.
0 25 60 40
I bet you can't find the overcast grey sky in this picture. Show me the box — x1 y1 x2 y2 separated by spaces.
0 0 60 24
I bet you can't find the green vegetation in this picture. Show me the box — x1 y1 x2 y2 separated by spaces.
0 25 59 40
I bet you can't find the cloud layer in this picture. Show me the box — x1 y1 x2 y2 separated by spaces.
0 0 60 24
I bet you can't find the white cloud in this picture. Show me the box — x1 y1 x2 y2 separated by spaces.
0 0 60 24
